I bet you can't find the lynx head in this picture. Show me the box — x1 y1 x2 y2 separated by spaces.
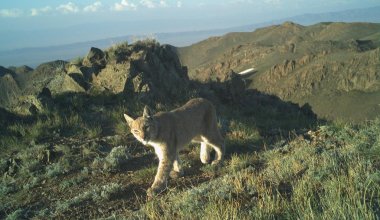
124 106 158 145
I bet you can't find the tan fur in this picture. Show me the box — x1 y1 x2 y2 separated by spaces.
124 98 224 197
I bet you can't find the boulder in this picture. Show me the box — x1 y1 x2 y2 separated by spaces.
46 73 85 95
83 47 106 68
10 95 43 116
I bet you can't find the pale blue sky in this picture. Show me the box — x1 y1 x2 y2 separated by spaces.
1 0 380 50
2 1 379 26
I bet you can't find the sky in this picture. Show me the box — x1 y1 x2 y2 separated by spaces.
1 0 380 50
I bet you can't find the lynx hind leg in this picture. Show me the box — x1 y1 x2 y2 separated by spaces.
202 136 224 165
200 142 213 164
170 153 184 179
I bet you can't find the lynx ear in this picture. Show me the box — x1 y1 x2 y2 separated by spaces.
143 106 153 119
123 114 134 126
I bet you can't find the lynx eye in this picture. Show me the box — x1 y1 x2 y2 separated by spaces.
132 129 140 134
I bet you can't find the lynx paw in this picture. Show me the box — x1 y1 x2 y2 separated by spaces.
211 160 223 166
147 185 166 199
169 170 184 179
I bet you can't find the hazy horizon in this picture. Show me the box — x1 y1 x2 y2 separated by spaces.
1 0 380 52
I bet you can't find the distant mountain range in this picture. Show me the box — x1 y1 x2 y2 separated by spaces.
1 21 380 121
176 21 380 121
1 6 380 68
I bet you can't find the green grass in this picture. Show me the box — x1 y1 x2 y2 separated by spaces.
137 119 380 219
0 88 378 219
55 183 125 214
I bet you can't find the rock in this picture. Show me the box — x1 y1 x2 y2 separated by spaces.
92 63 132 94
80 48 107 85
34 60 68 75
10 95 43 116
83 47 106 68
92 42 189 102
210 70 246 102
8 65 33 75
0 74 20 108
46 73 85 95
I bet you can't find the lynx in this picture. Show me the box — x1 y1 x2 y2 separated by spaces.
124 98 224 197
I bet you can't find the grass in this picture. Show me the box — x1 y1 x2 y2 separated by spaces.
55 183 125 214
137 119 380 219
0 89 378 219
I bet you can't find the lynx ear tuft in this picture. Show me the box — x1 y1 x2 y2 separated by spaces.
123 114 134 126
143 106 153 118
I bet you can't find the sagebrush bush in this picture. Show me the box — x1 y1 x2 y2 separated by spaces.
91 146 132 172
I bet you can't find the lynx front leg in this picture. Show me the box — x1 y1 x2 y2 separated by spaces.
147 146 174 198
170 153 184 179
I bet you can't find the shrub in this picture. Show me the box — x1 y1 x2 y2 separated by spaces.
45 162 65 178
92 146 132 172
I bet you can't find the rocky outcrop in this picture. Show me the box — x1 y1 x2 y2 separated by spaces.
87 42 189 102
46 73 85 95
10 95 43 116
83 47 107 68
22 60 86 96
8 65 33 75
209 70 246 102
0 74 20 108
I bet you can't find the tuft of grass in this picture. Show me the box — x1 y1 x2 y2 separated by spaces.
45 162 66 178
70 56 84 66
104 146 132 171
225 119 262 154
133 166 157 183
59 176 88 190
5 208 27 220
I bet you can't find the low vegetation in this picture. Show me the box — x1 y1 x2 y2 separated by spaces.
141 119 380 219
0 89 378 219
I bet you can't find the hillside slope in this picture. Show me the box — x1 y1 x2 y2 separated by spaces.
177 22 380 121
0 35 379 219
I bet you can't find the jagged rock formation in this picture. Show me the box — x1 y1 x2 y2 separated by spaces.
177 22 380 121
0 41 192 114
67 42 189 102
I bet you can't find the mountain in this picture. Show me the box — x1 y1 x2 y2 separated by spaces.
176 22 380 122
1 6 379 68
